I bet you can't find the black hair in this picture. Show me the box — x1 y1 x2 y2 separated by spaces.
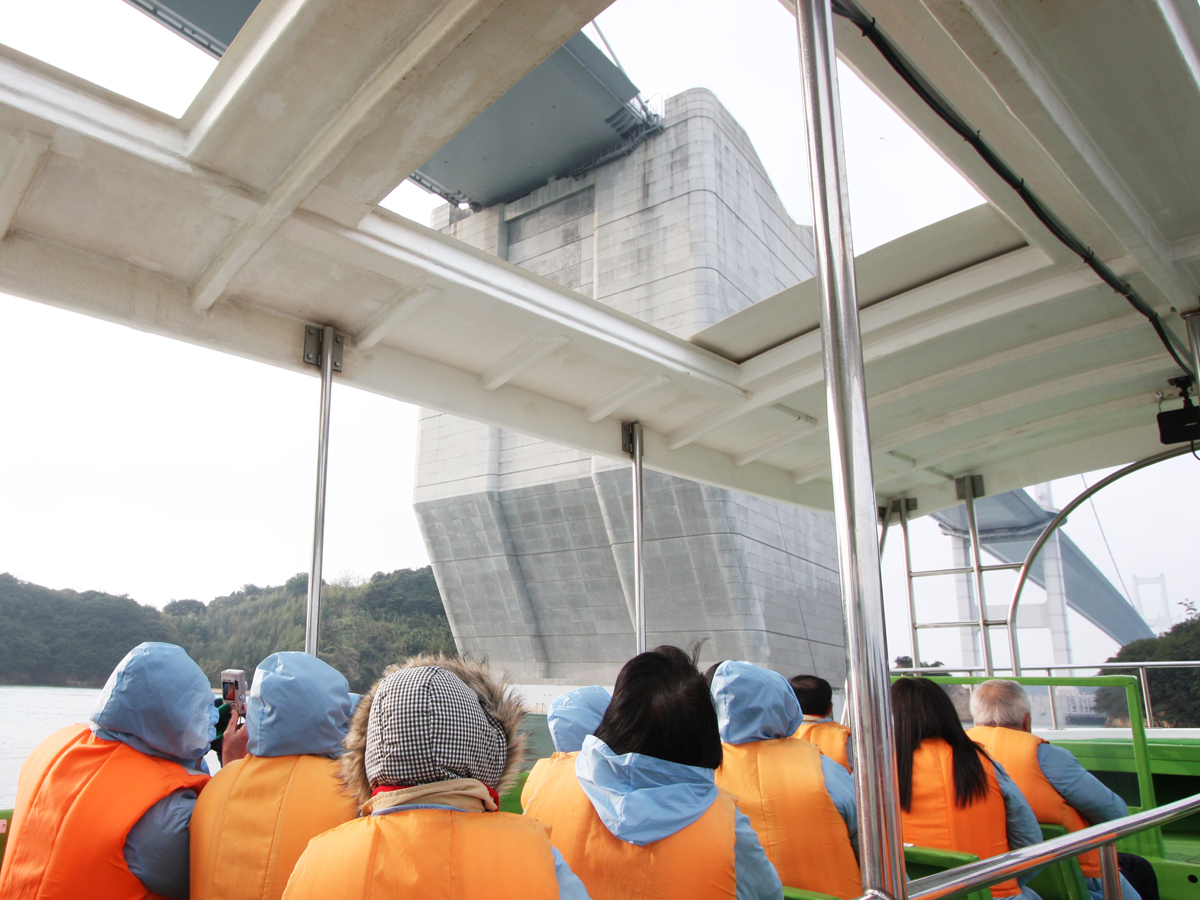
789 674 833 716
703 660 730 687
891 677 989 811
594 644 723 769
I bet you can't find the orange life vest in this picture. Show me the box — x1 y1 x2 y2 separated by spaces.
190 754 359 900
522 751 738 900
522 751 574 810
717 738 862 899
0 723 209 900
901 737 1020 898
795 719 853 772
281 807 561 900
967 726 1101 878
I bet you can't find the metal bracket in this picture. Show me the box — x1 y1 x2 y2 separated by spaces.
303 326 344 372
955 474 985 500
879 498 918 519
621 421 638 456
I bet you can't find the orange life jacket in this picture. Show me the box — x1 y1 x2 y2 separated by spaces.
967 726 1101 878
521 752 571 810
795 719 852 772
281 807 561 900
717 738 862 899
0 723 210 900
521 751 738 900
190 754 359 900
901 737 1020 898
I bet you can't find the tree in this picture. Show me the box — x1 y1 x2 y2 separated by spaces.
164 599 206 617
0 566 454 693
893 655 947 671
1094 601 1200 726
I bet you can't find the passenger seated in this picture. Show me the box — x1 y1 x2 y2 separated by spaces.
282 654 590 900
0 642 217 900
191 651 359 900
711 661 862 899
522 685 611 808
892 676 1045 900
790 673 853 771
967 680 1151 900
522 645 783 900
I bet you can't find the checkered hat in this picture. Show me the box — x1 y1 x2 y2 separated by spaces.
364 665 507 790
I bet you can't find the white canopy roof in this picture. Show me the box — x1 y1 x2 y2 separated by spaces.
0 0 1194 515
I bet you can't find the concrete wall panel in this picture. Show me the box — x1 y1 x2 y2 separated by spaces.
414 88 842 684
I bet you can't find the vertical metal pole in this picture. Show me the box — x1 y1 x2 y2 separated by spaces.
305 325 334 657
795 4 906 898
631 422 646 654
1099 843 1122 900
1046 671 1059 730
1182 309 1200 385
900 500 920 667
963 479 995 676
879 502 894 557
1139 666 1155 728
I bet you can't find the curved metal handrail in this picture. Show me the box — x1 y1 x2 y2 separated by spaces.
907 791 1200 900
1006 445 1193 675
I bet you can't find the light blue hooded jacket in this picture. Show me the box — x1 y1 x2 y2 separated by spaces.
1035 743 1140 900
574 735 783 900
710 661 858 850
89 642 218 900
246 651 353 758
547 686 611 753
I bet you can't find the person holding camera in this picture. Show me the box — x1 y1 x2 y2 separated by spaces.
190 651 358 900
0 642 227 900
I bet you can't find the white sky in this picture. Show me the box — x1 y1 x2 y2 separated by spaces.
0 0 1196 672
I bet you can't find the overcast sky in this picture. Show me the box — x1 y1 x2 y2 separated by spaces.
0 0 1196 672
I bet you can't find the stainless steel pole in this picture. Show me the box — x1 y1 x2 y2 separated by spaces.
795 3 906 897
900 499 920 667
631 421 646 654
963 479 995 676
879 502 895 557
1139 666 1155 728
1182 309 1200 383
1046 671 1059 730
1099 843 1122 900
305 325 335 657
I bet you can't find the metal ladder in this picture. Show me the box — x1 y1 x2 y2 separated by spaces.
881 475 1024 677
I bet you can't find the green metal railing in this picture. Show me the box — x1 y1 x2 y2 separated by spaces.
900 675 1157 813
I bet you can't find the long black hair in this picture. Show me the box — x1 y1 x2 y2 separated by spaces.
594 644 723 769
891 677 989 811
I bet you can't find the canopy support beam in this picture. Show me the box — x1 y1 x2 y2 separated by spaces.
794 2 906 898
304 325 340 656
624 421 647 654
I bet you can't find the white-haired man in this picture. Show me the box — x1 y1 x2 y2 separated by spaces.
967 680 1156 900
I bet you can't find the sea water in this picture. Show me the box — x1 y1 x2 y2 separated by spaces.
2 685 553 809
3 685 102 807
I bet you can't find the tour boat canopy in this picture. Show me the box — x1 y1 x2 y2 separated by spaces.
0 0 1196 517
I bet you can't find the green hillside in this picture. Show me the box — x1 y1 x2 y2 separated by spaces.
0 568 453 693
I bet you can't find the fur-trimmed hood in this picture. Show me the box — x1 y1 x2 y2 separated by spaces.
340 654 527 808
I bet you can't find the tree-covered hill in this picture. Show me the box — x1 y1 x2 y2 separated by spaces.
1095 602 1200 726
0 567 454 693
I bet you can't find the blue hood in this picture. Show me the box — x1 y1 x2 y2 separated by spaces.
547 685 611 753
90 642 217 763
575 735 718 845
247 651 352 758
710 660 802 745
